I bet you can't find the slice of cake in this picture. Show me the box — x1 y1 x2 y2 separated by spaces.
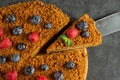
47 14 102 53
0 0 70 73
1 48 88 80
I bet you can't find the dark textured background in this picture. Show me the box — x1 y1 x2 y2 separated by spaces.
0 0 120 80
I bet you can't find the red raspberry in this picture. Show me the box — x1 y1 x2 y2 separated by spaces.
6 71 17 80
66 28 79 39
29 32 38 43
37 75 48 80
0 38 12 49
0 28 4 37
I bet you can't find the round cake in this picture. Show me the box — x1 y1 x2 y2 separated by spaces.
0 0 102 80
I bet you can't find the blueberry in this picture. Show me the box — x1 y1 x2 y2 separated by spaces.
81 31 90 38
66 61 75 69
17 43 25 51
76 21 88 30
12 26 23 36
0 56 6 64
11 54 20 62
24 66 35 75
44 22 52 29
41 64 49 71
6 14 16 23
31 15 41 24
54 71 64 80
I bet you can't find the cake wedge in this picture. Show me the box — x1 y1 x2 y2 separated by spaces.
47 14 102 53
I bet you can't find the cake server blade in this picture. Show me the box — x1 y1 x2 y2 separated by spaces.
96 12 120 36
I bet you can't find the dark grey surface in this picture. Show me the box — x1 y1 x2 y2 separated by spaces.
0 0 120 80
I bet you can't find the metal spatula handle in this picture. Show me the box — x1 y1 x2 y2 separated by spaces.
96 12 120 36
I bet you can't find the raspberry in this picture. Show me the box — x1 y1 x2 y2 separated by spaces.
6 71 17 80
66 28 78 39
0 38 12 49
0 28 4 37
37 75 48 80
29 32 38 43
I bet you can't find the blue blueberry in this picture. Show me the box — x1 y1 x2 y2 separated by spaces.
24 66 35 75
76 21 88 30
17 43 25 51
81 31 90 38
31 15 41 24
44 22 52 29
11 54 20 62
0 56 6 64
66 61 75 69
12 26 23 36
54 71 64 80
6 14 16 23
41 64 49 71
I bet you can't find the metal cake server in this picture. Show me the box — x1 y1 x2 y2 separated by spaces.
96 12 120 36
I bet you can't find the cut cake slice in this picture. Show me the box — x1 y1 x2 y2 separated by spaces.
47 14 102 53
